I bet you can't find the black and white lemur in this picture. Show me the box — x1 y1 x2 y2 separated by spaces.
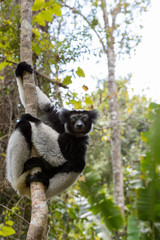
6 62 98 199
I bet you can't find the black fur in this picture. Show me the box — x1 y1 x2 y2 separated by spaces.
56 133 88 172
15 62 33 78
15 120 32 150
26 172 49 187
42 104 65 133
23 133 88 185
20 113 41 124
23 157 46 173
15 114 41 150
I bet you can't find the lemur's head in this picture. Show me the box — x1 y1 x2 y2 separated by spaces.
59 109 98 137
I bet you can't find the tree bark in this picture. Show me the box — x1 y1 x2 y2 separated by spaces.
20 0 37 116
101 0 125 217
20 1 48 239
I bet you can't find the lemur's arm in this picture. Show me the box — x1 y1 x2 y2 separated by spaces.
15 62 51 112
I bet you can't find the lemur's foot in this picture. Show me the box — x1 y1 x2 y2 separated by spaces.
23 157 45 173
26 172 49 188
15 62 33 78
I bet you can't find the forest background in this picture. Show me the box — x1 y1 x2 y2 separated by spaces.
0 0 160 239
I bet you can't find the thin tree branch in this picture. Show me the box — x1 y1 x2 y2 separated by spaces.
35 70 68 89
0 204 29 225
62 3 107 54
0 57 68 89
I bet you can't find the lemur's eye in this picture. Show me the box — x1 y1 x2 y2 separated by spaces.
82 116 88 122
70 117 76 123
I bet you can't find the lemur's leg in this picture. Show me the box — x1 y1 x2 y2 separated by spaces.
6 120 31 190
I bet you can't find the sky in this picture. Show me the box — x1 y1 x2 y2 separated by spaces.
117 0 160 103
71 0 160 103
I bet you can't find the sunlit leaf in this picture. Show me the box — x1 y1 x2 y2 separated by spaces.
32 28 41 38
32 42 42 55
5 221 13 226
76 67 85 78
0 226 15 237
51 3 61 17
70 100 82 109
0 62 10 71
82 85 88 91
84 96 93 105
32 0 45 11
62 76 72 85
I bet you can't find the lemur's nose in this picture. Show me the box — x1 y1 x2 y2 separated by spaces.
75 120 83 128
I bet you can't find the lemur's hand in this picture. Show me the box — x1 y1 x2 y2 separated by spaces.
15 62 33 78
20 113 41 123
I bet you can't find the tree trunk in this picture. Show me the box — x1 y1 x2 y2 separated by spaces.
107 46 124 216
20 0 37 116
101 0 125 216
20 1 48 239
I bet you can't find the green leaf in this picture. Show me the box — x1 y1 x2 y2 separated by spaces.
0 226 15 237
137 180 160 222
137 183 153 221
33 1 61 17
50 3 61 17
0 62 10 71
79 171 123 231
5 221 13 226
1 153 6 157
33 13 45 26
137 108 160 224
32 28 41 38
32 0 45 11
84 96 93 105
76 67 85 78
36 10 52 24
32 42 42 55
62 76 72 85
70 100 82 109
127 215 139 240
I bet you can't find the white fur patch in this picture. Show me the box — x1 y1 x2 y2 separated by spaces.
16 77 25 107
46 172 80 199
16 167 42 198
30 122 66 167
16 78 51 111
36 86 51 111
6 129 30 189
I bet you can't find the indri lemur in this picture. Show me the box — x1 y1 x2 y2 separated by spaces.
6 62 98 199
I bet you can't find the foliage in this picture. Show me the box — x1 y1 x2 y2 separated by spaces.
135 103 160 239
32 0 61 27
0 221 15 237
84 79 155 238
127 215 139 240
0 0 158 239
0 0 20 66
79 170 123 233
47 192 102 239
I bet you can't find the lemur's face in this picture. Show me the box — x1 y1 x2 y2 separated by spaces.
59 109 98 137
68 113 91 136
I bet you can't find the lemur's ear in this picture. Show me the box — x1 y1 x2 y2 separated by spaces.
89 109 99 123
58 108 70 124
